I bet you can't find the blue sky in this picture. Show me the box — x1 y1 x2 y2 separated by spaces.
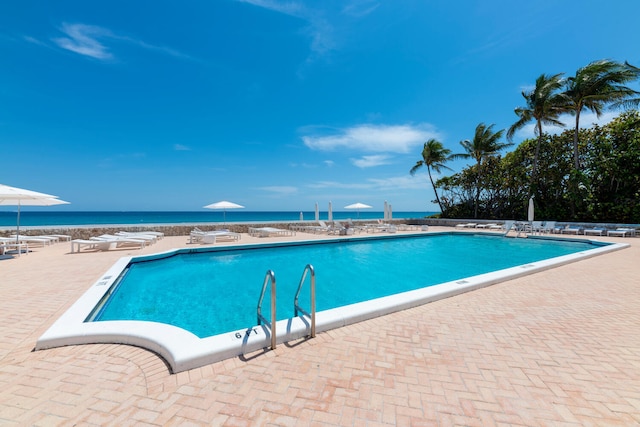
1 0 639 212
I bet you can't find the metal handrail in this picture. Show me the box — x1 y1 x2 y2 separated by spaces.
294 264 316 338
257 269 277 350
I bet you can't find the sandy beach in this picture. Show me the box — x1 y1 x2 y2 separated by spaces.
1 227 639 425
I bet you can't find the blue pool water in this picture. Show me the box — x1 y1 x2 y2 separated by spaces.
92 234 600 338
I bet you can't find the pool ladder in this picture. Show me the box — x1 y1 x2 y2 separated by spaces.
256 264 316 351
294 264 316 339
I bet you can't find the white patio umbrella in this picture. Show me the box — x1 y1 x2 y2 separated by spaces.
203 200 245 226
0 184 69 243
328 201 333 222
314 202 319 221
527 196 535 222
344 202 372 219
383 200 389 220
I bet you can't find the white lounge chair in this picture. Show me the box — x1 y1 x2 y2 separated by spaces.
71 239 114 253
607 228 636 237
248 227 295 237
302 221 331 234
0 238 29 257
541 221 557 234
9 235 54 247
190 229 241 244
560 226 583 235
91 235 147 249
584 227 606 236
115 231 158 243
455 223 477 229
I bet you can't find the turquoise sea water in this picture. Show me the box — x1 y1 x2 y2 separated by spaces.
93 234 597 338
0 210 436 227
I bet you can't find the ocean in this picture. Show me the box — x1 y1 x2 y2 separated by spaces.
0 211 437 228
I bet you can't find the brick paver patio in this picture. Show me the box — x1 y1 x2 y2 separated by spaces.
1 229 638 426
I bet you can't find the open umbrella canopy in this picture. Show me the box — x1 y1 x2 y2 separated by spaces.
0 198 70 207
344 202 372 219
203 200 245 225
344 202 372 210
203 200 245 210
0 184 58 202
0 184 69 244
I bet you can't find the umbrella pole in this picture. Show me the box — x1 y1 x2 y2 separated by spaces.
16 201 20 244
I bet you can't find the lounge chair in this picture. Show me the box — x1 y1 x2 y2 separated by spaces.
541 221 557 234
560 226 583 235
476 223 497 229
607 228 637 237
70 239 114 253
584 227 606 236
0 238 29 256
249 227 295 237
455 223 477 228
502 220 516 235
91 235 147 249
9 235 54 247
115 231 158 243
302 221 331 234
190 229 241 244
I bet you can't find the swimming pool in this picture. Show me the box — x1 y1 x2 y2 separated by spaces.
91 234 604 338
36 232 627 373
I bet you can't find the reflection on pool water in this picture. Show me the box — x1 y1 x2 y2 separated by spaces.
91 234 604 338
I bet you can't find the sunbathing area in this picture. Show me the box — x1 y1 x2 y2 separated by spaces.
0 224 638 425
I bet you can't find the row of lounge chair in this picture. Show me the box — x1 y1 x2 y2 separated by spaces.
189 228 241 244
291 220 425 235
456 220 638 238
1 233 72 257
70 231 164 253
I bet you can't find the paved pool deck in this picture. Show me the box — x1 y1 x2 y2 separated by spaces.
1 228 639 426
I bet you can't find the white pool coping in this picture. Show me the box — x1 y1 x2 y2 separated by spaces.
35 233 629 373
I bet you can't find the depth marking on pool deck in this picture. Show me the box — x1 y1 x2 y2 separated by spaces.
35 233 629 373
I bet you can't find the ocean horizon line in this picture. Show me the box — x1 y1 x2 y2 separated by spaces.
0 210 439 228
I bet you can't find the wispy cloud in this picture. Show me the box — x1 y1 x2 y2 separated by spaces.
53 23 114 60
302 123 441 154
258 185 298 195
51 22 191 61
309 174 426 191
237 0 335 57
342 0 380 17
174 144 191 151
351 154 392 168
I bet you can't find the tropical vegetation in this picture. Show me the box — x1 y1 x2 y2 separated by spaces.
413 59 640 223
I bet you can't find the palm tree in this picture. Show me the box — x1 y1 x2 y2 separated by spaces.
410 139 452 214
507 73 568 194
564 59 640 170
454 123 511 218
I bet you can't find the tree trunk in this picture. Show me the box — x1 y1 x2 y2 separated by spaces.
573 109 581 170
427 166 444 214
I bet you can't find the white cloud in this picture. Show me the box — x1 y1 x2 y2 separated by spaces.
342 0 380 17
258 185 298 195
53 23 114 60
351 154 392 168
512 111 619 140
368 175 429 191
52 22 191 61
308 174 429 191
236 0 335 56
174 144 191 151
324 160 335 167
302 123 441 154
